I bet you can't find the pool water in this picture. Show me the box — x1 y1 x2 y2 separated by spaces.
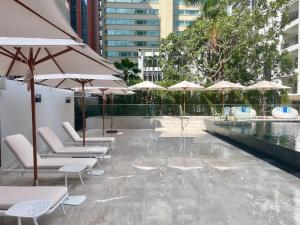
217 121 300 151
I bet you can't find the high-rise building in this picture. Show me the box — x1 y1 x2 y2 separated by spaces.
99 0 200 80
100 0 200 62
69 0 100 52
281 0 299 97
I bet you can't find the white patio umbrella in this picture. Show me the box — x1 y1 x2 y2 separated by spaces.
129 80 165 103
205 81 245 115
244 81 290 116
73 84 129 137
81 88 134 134
129 81 165 117
168 80 204 116
0 0 120 185
35 75 126 143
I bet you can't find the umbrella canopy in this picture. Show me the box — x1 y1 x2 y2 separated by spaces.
0 0 118 76
244 81 290 92
129 81 165 91
73 83 128 137
168 81 204 117
168 80 204 91
35 74 126 89
0 39 119 76
205 81 245 92
1 0 80 40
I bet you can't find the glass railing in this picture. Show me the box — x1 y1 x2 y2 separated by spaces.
74 103 300 130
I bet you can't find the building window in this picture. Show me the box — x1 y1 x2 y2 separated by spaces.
106 40 160 47
174 0 184 4
106 29 160 36
106 19 160 25
107 0 159 3
174 20 194 27
174 9 200 16
106 51 139 57
106 8 159 15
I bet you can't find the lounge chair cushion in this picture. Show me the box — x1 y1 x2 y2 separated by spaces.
62 122 81 142
56 146 108 155
39 158 97 169
62 121 115 143
4 134 97 169
38 127 64 152
38 126 109 155
0 186 67 210
4 134 42 169
76 137 115 142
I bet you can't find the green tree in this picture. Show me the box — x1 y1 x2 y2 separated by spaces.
160 0 296 85
184 0 223 50
113 58 141 83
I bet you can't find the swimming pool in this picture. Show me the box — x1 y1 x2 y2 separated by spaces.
217 121 300 151
205 120 300 169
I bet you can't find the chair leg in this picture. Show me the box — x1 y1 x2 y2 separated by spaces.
0 169 3 184
60 204 66 216
97 158 101 169
64 173 68 187
78 172 86 190
33 218 38 225
20 171 25 180
17 217 22 225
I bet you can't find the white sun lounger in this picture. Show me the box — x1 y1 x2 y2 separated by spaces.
37 126 109 160
0 186 68 225
62 122 115 147
3 134 97 175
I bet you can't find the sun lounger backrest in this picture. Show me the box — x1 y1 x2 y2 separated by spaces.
37 127 64 153
62 122 81 141
4 134 41 169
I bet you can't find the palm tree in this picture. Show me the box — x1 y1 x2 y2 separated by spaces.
113 58 141 83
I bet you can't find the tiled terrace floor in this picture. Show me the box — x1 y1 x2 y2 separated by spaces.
2 127 300 225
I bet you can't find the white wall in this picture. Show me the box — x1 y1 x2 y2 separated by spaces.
0 80 74 167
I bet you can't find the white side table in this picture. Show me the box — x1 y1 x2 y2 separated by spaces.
58 164 87 206
5 199 53 225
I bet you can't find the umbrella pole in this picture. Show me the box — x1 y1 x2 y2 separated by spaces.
110 93 113 130
147 89 150 117
183 89 186 117
81 84 86 147
262 91 265 118
107 93 118 133
29 70 38 186
222 92 225 116
102 90 105 137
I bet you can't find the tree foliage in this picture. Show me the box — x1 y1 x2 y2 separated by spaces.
113 58 141 84
160 0 296 86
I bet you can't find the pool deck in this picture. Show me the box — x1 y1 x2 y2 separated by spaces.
2 124 300 224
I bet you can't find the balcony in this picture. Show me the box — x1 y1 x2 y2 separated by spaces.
282 34 298 49
287 10 299 24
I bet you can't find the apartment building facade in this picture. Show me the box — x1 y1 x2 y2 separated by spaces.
99 0 200 80
282 0 300 97
69 0 100 52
